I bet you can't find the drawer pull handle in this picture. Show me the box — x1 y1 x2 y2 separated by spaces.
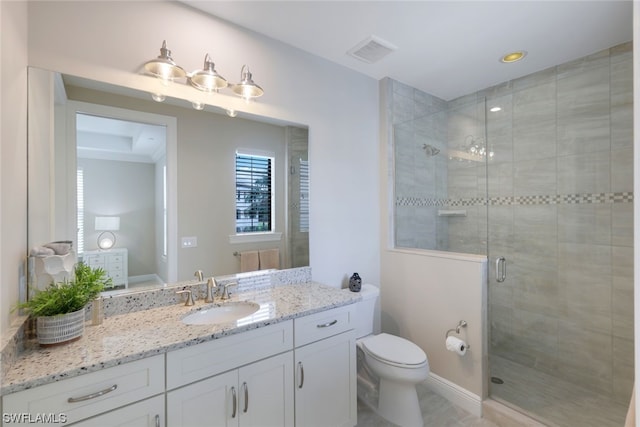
155 414 160 427
67 384 118 403
317 319 338 328
298 362 304 389
231 386 237 418
242 382 249 413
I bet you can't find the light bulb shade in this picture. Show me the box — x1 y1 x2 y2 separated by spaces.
144 40 186 80
232 65 264 99
95 216 120 231
189 54 228 92
97 232 116 250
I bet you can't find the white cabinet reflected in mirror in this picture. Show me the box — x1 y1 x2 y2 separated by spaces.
28 67 309 295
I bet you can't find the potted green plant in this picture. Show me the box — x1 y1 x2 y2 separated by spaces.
17 261 112 346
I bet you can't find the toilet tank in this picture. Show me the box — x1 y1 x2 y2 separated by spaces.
351 284 380 339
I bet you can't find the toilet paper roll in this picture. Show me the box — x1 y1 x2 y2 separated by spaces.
446 335 468 356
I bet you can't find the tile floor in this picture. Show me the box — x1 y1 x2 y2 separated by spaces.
490 355 628 427
356 383 499 427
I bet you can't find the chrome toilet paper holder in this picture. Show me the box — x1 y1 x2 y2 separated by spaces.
445 320 470 349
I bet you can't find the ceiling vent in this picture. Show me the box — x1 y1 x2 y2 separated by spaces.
347 35 397 64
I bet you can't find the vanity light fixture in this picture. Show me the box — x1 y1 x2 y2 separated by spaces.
144 40 186 82
143 41 265 103
232 65 264 101
500 51 527 63
189 54 228 92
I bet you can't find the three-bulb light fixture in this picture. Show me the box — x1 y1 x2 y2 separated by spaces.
143 40 264 113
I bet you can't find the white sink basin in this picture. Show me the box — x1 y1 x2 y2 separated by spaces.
182 301 260 325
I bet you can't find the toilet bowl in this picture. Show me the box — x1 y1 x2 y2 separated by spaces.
348 285 430 427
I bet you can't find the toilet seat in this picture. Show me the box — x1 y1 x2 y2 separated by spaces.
360 333 427 368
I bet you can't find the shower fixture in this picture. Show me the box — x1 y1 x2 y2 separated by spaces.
422 144 440 157
447 135 495 163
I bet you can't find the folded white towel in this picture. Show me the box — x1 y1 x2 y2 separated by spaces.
30 246 55 257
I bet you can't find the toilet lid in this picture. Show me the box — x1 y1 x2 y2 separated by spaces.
361 333 427 366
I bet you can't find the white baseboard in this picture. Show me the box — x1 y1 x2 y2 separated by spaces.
423 373 482 417
128 274 162 284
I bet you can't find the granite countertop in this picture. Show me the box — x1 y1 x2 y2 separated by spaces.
1 282 361 396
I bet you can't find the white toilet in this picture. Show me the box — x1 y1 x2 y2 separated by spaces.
350 284 429 427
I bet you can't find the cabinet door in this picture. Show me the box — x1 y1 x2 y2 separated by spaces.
294 330 357 427
238 352 294 427
2 355 164 426
72 395 164 427
167 370 239 427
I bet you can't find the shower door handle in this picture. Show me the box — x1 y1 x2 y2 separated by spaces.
495 257 506 283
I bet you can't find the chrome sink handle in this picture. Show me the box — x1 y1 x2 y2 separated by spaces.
205 277 218 303
194 270 204 282
221 282 238 300
176 289 196 306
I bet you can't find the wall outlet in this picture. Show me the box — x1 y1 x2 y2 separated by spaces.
181 236 198 248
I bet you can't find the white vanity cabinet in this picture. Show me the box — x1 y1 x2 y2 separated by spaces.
71 395 164 427
293 305 357 427
82 248 128 288
2 300 358 427
167 352 294 426
2 355 164 426
166 320 294 427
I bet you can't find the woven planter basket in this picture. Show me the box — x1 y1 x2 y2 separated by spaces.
36 308 85 346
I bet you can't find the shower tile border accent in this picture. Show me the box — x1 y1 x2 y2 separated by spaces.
396 192 633 207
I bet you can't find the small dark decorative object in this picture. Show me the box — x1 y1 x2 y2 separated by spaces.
349 272 362 292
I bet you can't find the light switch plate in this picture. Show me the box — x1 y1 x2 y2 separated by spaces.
181 236 198 248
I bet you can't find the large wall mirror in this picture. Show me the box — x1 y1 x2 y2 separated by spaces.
27 67 309 295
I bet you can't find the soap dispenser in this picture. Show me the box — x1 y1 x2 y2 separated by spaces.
349 272 362 292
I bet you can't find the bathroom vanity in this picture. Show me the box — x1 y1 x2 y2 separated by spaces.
1 280 359 427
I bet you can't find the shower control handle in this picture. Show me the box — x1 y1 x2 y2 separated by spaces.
496 257 506 283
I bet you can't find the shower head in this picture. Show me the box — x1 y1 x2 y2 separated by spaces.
422 144 440 157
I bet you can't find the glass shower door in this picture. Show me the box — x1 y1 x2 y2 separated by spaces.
485 47 633 425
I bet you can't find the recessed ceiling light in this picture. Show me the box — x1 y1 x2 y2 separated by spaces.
500 51 527 63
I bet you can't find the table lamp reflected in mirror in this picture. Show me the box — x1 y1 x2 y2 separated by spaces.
95 216 120 250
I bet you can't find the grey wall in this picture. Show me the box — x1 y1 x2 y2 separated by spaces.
79 157 157 278
0 1 28 335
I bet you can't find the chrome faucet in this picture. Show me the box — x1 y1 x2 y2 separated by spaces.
194 270 204 282
176 288 196 306
205 277 218 303
221 282 238 300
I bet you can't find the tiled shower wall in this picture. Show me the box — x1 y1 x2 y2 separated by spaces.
486 42 634 402
391 42 633 402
